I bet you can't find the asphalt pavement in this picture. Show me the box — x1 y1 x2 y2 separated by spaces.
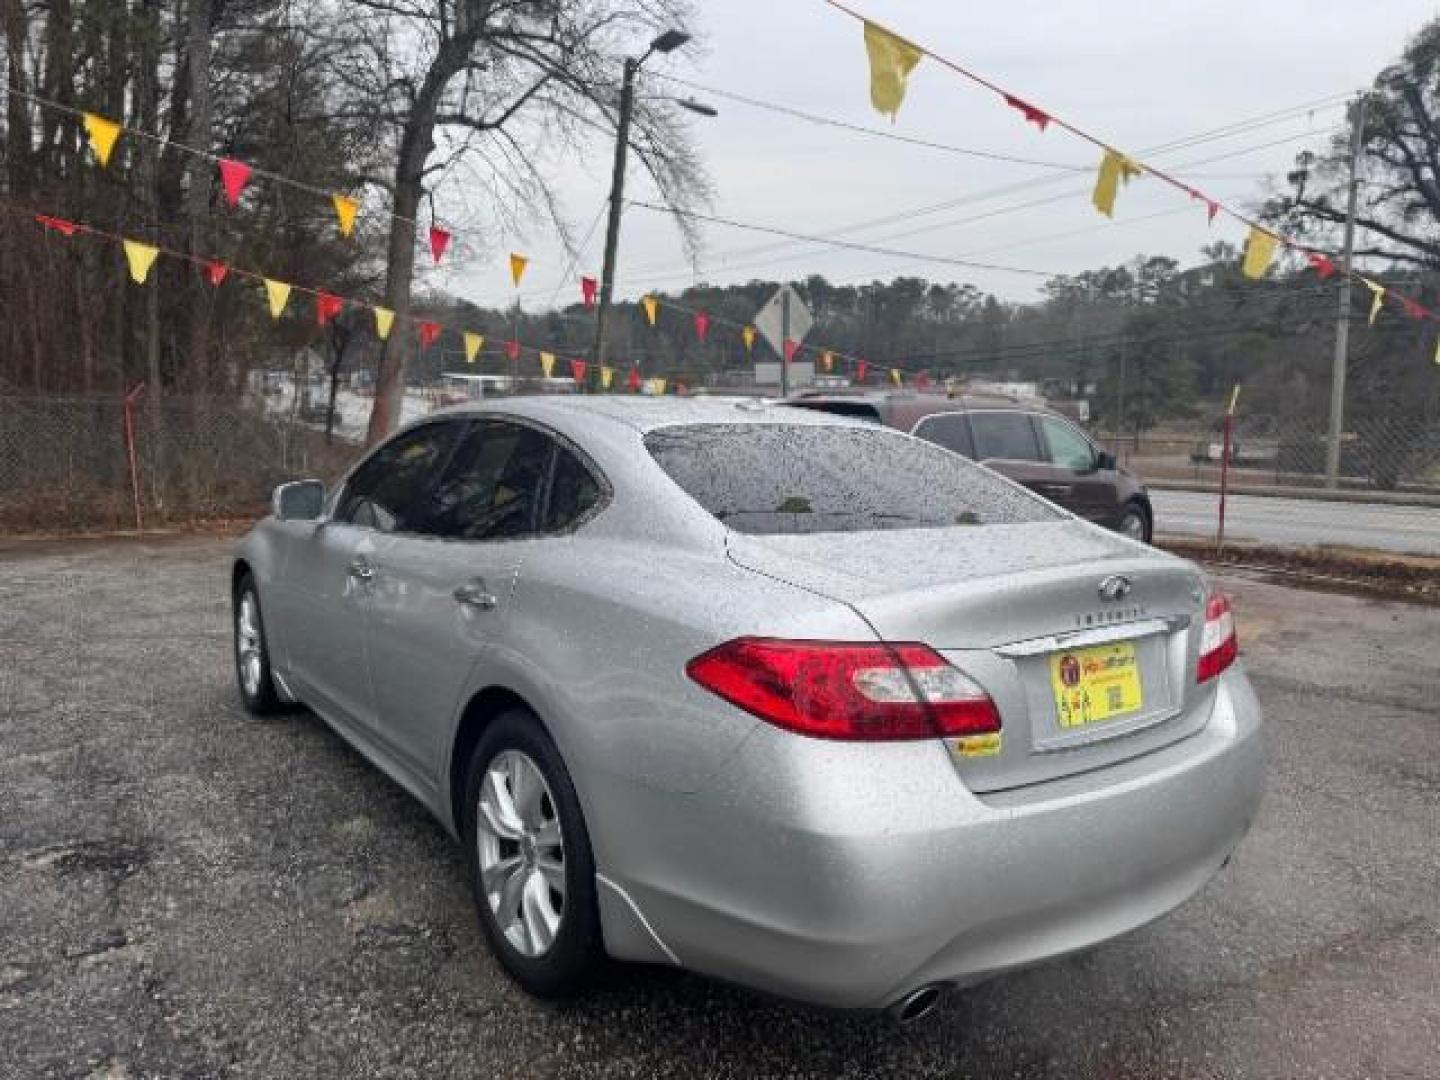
2 535 1438 1079
1151 488 1440 555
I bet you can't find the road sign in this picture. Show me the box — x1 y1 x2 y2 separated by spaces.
754 285 812 356
754 285 813 396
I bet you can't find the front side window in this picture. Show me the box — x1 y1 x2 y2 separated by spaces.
336 422 460 533
645 423 1059 536
968 411 1042 462
420 421 554 540
1039 416 1097 471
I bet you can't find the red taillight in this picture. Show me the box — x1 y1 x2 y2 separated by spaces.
1197 592 1239 683
685 637 1001 741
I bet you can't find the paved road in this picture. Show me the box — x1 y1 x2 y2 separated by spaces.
2 536 1438 1078
1152 488 1440 555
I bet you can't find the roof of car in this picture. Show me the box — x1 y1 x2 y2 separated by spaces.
428 393 871 435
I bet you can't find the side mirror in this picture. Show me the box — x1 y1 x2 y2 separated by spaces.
272 479 325 521
1094 451 1117 472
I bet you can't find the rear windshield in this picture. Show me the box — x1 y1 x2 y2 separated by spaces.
645 423 1061 535
785 399 883 422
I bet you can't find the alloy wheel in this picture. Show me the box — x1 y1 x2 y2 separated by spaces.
237 592 263 697
476 750 566 957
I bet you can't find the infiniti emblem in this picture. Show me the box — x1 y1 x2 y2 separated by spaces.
1098 575 1133 602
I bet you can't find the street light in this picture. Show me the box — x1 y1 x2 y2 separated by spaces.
590 29 711 380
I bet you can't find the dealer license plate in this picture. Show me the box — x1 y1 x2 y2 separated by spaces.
1048 642 1143 728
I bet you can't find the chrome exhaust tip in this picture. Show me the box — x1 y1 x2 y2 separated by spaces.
888 984 944 1025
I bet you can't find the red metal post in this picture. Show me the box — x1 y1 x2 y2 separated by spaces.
122 383 146 533
1215 384 1240 554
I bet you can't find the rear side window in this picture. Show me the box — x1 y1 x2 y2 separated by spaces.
969 411 1042 462
912 413 974 459
420 421 553 540
545 447 602 531
645 423 1058 535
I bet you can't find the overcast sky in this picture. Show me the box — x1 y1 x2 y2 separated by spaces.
433 1 1438 314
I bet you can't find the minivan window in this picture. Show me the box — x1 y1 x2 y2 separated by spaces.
912 413 974 458
1039 415 1097 471
969 411 1042 462
645 423 1059 535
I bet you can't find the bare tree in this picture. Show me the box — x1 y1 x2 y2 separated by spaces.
333 0 709 445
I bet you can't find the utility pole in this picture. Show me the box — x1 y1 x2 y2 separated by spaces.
1326 94 1367 489
591 55 639 380
590 29 703 378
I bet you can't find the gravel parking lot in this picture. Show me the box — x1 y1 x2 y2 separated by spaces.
2 535 1437 1079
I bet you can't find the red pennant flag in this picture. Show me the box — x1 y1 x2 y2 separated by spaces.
428 225 451 264
419 321 442 348
315 291 344 326
205 260 229 287
856 359 869 383
580 276 598 309
694 311 710 342
1307 252 1336 279
217 158 252 208
1400 295 1426 320
35 214 78 236
675 380 687 395
783 338 799 362
505 338 520 361
627 367 641 392
570 358 587 383
1003 94 1050 132
915 372 931 390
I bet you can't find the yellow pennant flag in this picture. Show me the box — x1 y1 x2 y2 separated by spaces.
1241 227 1278 280
1434 336 1440 366
373 306 395 340
641 295 659 326
600 365 615 390
1092 149 1142 218
332 194 359 238
742 325 757 352
83 112 122 167
509 253 528 287
649 377 667 396
464 332 484 363
539 351 555 378
890 367 903 387
863 21 923 120
1361 277 1386 326
122 240 159 285
821 350 834 373
263 278 291 321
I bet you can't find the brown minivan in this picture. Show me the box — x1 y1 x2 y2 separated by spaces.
785 390 1153 542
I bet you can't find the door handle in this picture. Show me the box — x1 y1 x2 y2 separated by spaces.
1036 483 1073 495
347 557 376 581
453 579 498 610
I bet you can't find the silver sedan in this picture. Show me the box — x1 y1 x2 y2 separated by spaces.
232 396 1263 1019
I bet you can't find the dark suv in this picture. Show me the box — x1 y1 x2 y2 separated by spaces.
785 391 1153 542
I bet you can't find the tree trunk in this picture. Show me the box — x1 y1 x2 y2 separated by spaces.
2 0 32 198
182 0 214 390
364 36 474 447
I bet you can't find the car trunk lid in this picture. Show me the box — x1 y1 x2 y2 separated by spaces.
726 521 1212 791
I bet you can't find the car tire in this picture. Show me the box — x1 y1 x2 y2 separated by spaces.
461 708 603 998
233 572 283 716
1118 501 1153 544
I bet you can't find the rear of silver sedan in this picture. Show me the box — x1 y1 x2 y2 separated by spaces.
622 421 1265 1012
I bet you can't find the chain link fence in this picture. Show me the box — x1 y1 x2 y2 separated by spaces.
1105 412 1440 496
0 394 357 532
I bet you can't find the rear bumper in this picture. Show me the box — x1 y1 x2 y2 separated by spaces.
596 668 1264 1009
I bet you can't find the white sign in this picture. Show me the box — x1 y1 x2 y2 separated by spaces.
754 285 813 357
